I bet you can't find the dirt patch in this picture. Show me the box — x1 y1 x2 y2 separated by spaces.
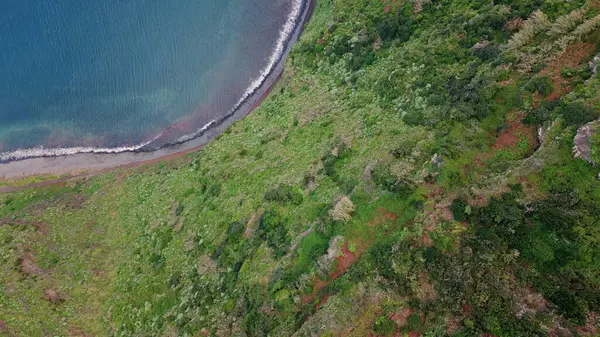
90 269 106 277
0 321 13 337
244 209 264 238
305 209 400 307
389 307 413 328
335 242 361 276
43 288 64 305
314 293 330 310
61 193 89 210
0 218 49 235
19 252 48 277
367 208 398 228
68 327 93 337
307 241 362 305
514 287 548 318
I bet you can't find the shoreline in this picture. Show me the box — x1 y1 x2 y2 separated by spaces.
0 0 313 188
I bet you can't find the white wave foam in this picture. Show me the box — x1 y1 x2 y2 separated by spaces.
230 0 303 113
174 0 304 144
0 120 217 162
0 0 306 163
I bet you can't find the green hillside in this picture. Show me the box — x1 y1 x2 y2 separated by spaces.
1 0 600 336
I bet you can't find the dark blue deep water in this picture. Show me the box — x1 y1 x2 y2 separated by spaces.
0 0 302 159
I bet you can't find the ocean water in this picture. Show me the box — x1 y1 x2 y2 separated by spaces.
0 0 304 161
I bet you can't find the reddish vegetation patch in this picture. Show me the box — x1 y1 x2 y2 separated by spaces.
468 194 490 208
415 233 434 247
462 304 473 316
389 308 414 327
0 321 12 337
68 327 93 337
367 208 398 228
194 330 211 337
504 18 525 32
445 316 463 335
492 112 538 152
381 0 401 14
538 42 597 103
577 312 599 336
90 269 106 277
415 183 456 239
86 221 97 230
417 272 437 302
473 151 493 168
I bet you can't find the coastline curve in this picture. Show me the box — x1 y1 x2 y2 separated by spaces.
0 0 313 181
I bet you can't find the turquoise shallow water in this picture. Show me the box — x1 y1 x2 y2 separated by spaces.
0 0 302 160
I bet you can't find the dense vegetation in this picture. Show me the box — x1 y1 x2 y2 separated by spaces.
1 0 600 336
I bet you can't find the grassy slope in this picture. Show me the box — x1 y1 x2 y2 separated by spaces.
1 0 600 336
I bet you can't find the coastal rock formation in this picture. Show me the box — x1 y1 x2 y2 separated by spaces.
589 53 600 81
573 120 599 166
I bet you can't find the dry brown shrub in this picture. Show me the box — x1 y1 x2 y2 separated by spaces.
43 288 64 304
328 196 355 222
505 17 525 31
19 252 45 277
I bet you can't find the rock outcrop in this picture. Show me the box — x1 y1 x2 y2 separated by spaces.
573 120 599 166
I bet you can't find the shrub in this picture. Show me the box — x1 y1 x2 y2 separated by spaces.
321 142 352 182
522 100 558 125
525 76 554 97
373 315 397 336
264 184 303 205
372 163 415 196
377 4 415 42
450 198 469 222
402 110 426 126
407 313 424 332
294 231 329 275
225 221 245 245
473 43 501 61
559 102 598 126
446 68 497 121
259 209 291 258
